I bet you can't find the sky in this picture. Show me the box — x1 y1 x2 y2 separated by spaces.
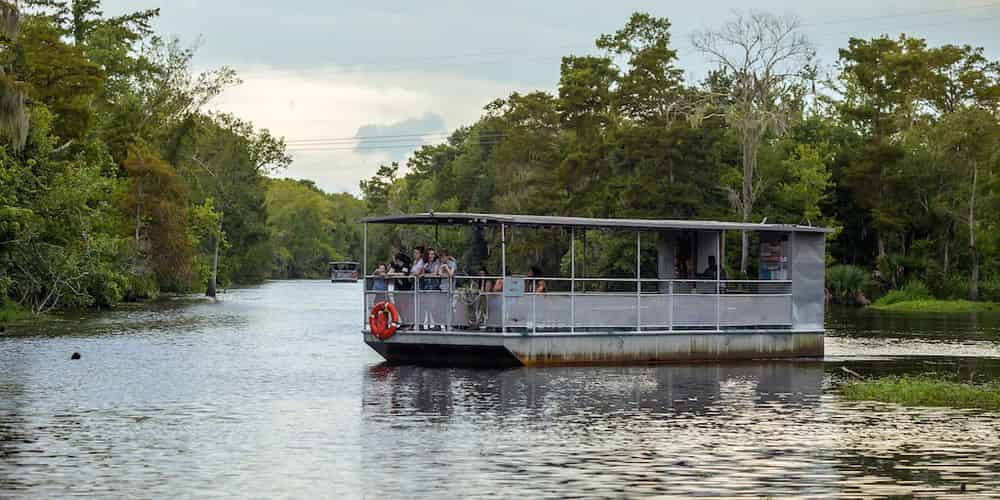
102 0 1000 195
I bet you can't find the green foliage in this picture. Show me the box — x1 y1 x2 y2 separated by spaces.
872 280 931 307
841 375 1000 410
826 265 870 304
0 3 291 313
266 179 364 279
123 144 196 292
15 15 104 140
868 299 1000 313
773 144 832 224
0 296 31 322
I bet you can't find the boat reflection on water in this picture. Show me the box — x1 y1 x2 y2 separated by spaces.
361 361 1000 498
360 362 847 498
363 361 825 419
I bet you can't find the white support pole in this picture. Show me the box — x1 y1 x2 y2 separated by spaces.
716 230 722 332
636 231 641 333
501 224 507 334
362 223 368 330
570 228 575 333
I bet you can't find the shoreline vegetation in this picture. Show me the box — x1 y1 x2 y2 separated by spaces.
864 280 1000 313
868 299 1000 313
841 376 1000 411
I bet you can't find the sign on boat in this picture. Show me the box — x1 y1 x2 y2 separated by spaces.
329 261 360 283
360 213 830 366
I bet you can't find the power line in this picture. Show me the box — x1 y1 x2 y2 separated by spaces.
272 2 1000 75
279 2 1000 153
286 131 505 145
802 1 1000 28
809 10 1000 43
288 139 507 153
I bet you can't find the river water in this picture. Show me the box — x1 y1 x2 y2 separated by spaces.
2 280 999 498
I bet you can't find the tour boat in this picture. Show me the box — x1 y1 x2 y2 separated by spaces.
360 213 829 367
329 261 360 283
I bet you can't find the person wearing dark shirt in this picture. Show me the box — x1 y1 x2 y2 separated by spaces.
699 256 726 280
389 252 412 290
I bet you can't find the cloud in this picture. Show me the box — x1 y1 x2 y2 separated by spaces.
351 112 447 160
207 65 535 195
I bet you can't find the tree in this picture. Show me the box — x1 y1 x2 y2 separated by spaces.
773 143 832 225
265 179 364 278
122 144 195 291
597 12 685 125
927 109 999 299
0 0 28 150
185 113 289 297
692 11 814 274
14 15 104 142
360 162 399 214
830 35 931 258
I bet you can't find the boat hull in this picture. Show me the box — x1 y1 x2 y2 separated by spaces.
364 330 824 367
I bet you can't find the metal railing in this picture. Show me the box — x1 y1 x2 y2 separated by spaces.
363 275 793 334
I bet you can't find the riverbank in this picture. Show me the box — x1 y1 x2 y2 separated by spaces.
841 375 1000 410
868 299 1000 313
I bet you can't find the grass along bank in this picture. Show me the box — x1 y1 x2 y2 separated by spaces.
868 280 1000 313
869 299 1000 313
841 376 1000 410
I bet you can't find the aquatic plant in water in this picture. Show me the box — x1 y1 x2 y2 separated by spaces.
841 375 1000 410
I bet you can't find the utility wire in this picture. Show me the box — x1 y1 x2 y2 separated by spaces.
286 131 505 145
279 1 1000 73
282 2 1000 151
288 139 506 152
801 0 1000 28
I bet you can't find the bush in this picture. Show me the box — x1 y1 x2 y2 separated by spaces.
978 278 1000 303
872 280 931 307
922 274 1000 302
0 297 31 322
827 265 870 304
123 272 160 302
925 271 969 300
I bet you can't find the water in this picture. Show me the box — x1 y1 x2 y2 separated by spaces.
2 281 999 498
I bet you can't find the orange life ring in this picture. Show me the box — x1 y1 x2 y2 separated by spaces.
369 301 400 340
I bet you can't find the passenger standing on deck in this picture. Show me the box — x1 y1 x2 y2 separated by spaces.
422 248 441 290
389 252 411 290
411 246 426 285
419 248 441 329
437 248 457 291
371 264 389 291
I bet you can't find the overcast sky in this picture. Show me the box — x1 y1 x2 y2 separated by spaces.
102 0 1000 194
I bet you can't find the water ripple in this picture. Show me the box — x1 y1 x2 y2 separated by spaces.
1 282 999 498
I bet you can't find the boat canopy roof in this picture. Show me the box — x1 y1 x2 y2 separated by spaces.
361 212 831 233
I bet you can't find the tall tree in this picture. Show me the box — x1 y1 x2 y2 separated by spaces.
0 0 28 150
185 114 289 297
830 35 930 258
692 12 814 274
122 144 195 291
